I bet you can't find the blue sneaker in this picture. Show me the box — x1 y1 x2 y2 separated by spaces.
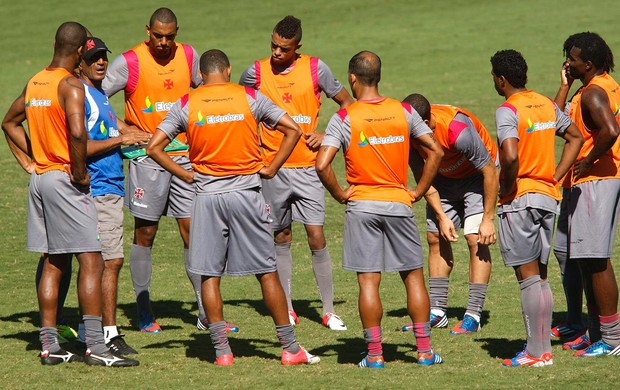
401 311 448 331
450 315 480 335
574 340 620 357
358 355 385 368
417 350 443 366
138 311 161 333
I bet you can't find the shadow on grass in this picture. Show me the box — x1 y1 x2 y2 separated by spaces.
477 337 526 358
223 298 346 325
311 338 420 365
387 307 491 328
117 300 194 330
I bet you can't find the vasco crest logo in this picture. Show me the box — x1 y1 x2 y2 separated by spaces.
164 79 174 90
282 92 293 103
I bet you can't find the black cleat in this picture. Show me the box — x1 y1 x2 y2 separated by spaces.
85 349 140 367
40 349 84 365
107 335 138 355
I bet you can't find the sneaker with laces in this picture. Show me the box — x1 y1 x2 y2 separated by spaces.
57 324 78 341
107 335 138 355
322 313 347 331
417 350 444 366
85 348 140 367
358 355 384 368
288 310 299 326
573 340 620 357
138 311 161 333
550 322 586 339
502 347 546 367
215 354 234 366
281 346 320 365
196 318 240 333
450 315 480 335
40 349 84 365
563 334 591 350
402 311 449 332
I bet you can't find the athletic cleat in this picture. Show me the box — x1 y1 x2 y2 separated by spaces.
550 322 586 339
196 318 240 333
542 352 554 366
107 335 138 355
281 346 320 365
215 354 234 366
358 355 384 368
573 340 620 357
57 324 78 341
322 313 347 331
138 311 161 333
40 349 84 365
502 348 546 367
402 311 448 332
417 350 443 366
563 334 591 350
85 349 140 367
288 310 299 326
450 315 480 335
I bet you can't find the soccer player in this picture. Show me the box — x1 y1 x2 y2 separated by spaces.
401 94 498 335
77 37 150 355
490 49 583 367
316 51 445 368
2 22 138 367
239 15 353 329
146 49 319 366
564 32 620 357
102 8 234 333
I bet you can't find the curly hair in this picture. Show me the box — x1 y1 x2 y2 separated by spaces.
572 32 614 73
490 49 528 89
274 15 302 42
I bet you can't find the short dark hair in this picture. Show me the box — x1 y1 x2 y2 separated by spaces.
490 49 528 89
200 49 230 74
403 93 430 121
572 32 614 73
150 7 177 26
274 15 302 42
54 22 87 57
348 51 381 86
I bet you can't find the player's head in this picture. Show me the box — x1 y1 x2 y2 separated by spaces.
403 93 435 129
200 49 231 80
490 49 527 96
568 32 614 80
348 51 381 97
79 37 111 85
147 7 178 59
271 16 302 67
54 22 87 67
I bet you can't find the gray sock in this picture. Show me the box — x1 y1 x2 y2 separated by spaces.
83 315 108 354
275 242 293 311
184 249 206 321
207 321 232 357
540 280 554 354
429 277 449 312
600 314 620 347
465 283 488 320
311 246 335 315
276 324 300 353
40 326 61 353
130 244 153 315
519 275 544 358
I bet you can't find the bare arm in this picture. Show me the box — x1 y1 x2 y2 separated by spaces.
305 88 355 151
259 114 302 179
2 88 35 173
554 62 574 110
555 123 584 182
87 129 150 158
409 133 443 202
477 161 499 245
498 138 519 198
60 76 90 187
146 130 194 183
315 145 354 203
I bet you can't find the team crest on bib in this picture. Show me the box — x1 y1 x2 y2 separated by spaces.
134 187 145 199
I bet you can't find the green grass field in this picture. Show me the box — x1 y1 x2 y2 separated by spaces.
1 0 619 388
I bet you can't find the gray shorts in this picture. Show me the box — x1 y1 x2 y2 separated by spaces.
568 179 620 259
94 194 124 260
552 188 570 255
261 167 325 230
27 170 101 254
187 189 276 277
426 174 484 233
343 211 424 272
498 207 555 267
125 155 194 221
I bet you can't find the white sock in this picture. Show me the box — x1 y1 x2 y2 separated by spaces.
430 309 446 317
103 325 119 344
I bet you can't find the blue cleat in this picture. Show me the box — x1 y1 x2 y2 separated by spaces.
402 311 448 332
502 348 547 367
138 311 161 333
450 315 480 335
358 355 385 368
573 340 620 357
417 350 443 366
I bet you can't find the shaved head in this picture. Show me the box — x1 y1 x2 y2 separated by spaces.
403 93 430 121
349 51 381 86
54 22 87 57
200 49 230 74
150 7 177 27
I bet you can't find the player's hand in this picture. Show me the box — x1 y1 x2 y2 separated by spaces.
560 61 574 88
121 129 151 146
408 188 424 203
24 161 36 174
438 217 458 242
336 184 355 204
259 165 277 179
477 218 497 245
573 159 592 181
181 169 195 184
305 132 324 151
64 164 91 190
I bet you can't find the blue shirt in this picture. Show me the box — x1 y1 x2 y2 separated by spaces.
83 83 124 197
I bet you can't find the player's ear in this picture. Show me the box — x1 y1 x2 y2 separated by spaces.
226 66 232 81
145 24 151 36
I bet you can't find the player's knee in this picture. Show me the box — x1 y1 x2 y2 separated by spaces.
274 227 292 244
465 234 479 249
427 232 440 246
